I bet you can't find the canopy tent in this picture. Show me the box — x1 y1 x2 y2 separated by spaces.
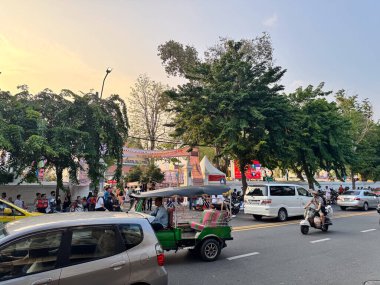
130 185 230 198
200 156 226 184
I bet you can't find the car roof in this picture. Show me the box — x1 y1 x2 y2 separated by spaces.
3 212 150 241
247 184 302 187
131 185 231 198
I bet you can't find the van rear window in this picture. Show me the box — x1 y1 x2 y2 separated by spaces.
246 186 267 196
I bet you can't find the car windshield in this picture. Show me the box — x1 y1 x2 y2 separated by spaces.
342 191 361 196
245 186 267 196
0 224 8 241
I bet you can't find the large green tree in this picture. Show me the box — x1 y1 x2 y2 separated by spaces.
160 38 291 192
286 84 353 189
335 91 378 186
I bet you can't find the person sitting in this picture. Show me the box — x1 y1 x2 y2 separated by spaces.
150 197 168 231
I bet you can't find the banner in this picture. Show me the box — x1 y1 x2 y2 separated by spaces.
233 160 262 180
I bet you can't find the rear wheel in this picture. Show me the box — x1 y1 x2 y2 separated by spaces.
232 208 240 215
253 214 263 221
301 225 309 235
340 206 347 211
321 225 329 232
363 202 369 211
200 239 221 262
278 208 288 222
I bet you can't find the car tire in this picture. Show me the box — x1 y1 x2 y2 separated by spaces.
253 215 263 221
301 225 309 235
200 239 221 262
363 202 369 211
277 208 288 222
340 206 347 211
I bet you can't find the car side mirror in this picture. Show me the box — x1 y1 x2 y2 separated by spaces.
3 208 12 215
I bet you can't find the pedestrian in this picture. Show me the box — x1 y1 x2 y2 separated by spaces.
325 186 331 204
338 185 344 195
95 191 106 211
56 195 62 212
1 192 6 200
111 192 121 212
36 194 48 213
62 196 71 212
47 191 57 213
82 196 88 211
14 194 24 209
34 193 41 211
87 192 96 211
147 197 153 211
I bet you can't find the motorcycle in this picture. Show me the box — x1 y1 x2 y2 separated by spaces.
300 205 333 235
224 197 241 216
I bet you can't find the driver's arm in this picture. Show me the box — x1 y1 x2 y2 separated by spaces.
304 200 312 209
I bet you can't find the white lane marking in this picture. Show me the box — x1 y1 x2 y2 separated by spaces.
227 252 260 261
310 238 331 244
361 229 376 233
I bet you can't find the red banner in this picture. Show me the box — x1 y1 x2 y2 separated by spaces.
234 160 262 180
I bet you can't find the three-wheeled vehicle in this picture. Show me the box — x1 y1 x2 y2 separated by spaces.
130 185 233 262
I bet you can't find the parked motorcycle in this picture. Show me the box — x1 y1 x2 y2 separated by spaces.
300 206 333 235
329 189 339 205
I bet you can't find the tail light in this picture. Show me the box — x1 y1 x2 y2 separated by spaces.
261 199 272 205
354 197 361 201
155 243 165 266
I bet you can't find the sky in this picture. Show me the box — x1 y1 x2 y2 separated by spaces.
0 0 379 119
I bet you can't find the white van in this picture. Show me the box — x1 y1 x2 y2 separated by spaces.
244 184 312 221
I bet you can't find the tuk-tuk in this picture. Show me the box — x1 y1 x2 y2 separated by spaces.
130 185 233 262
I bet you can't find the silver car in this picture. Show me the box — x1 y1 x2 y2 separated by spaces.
337 190 379 211
0 212 168 285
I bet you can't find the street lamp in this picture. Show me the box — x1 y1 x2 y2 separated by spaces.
100 67 112 99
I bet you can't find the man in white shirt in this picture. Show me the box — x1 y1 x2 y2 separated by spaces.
14 194 24 208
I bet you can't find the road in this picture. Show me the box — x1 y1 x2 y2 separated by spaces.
165 207 380 285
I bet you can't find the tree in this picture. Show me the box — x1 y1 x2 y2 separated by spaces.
286 84 353 189
335 91 376 188
128 74 171 150
161 39 289 192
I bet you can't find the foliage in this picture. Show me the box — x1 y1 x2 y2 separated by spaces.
128 74 171 150
286 84 353 189
160 38 288 191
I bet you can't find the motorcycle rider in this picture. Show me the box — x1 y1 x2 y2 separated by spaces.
304 190 326 226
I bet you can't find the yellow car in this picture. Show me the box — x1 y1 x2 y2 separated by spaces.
0 198 42 223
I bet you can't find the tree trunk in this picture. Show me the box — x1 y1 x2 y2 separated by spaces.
351 170 356 190
239 163 248 197
303 166 315 190
55 167 64 198
292 166 304 181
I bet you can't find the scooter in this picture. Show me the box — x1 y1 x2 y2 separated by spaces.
300 206 333 235
224 197 241 216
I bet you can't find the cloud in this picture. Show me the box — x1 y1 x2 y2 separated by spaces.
263 14 278 28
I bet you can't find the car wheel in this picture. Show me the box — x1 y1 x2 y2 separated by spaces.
321 225 329 232
301 225 309 235
340 206 347 211
277 208 288 222
200 239 221 262
253 214 263 221
363 202 369 211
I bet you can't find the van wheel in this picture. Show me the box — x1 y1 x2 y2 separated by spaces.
200 239 221 262
277 208 288 222
253 215 263 221
340 206 347 211
363 202 369 211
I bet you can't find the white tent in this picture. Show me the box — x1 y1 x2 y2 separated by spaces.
200 156 226 184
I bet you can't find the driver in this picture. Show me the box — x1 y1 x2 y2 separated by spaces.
150 197 168 231
304 190 326 225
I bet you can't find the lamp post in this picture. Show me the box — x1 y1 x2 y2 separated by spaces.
100 67 112 99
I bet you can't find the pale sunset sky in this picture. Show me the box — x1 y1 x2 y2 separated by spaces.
0 0 379 119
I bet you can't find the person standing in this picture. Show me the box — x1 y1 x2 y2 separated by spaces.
338 185 344 195
62 196 71 212
95 192 106 211
36 194 48 213
14 194 24 209
56 195 62 212
47 191 57 213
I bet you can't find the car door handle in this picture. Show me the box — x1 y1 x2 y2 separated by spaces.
111 261 126 270
32 278 53 285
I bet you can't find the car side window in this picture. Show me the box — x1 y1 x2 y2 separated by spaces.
0 231 63 281
119 224 143 250
270 186 295 196
297 187 311 197
68 227 120 265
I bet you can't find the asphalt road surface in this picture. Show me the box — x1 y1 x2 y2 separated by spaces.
165 207 380 285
